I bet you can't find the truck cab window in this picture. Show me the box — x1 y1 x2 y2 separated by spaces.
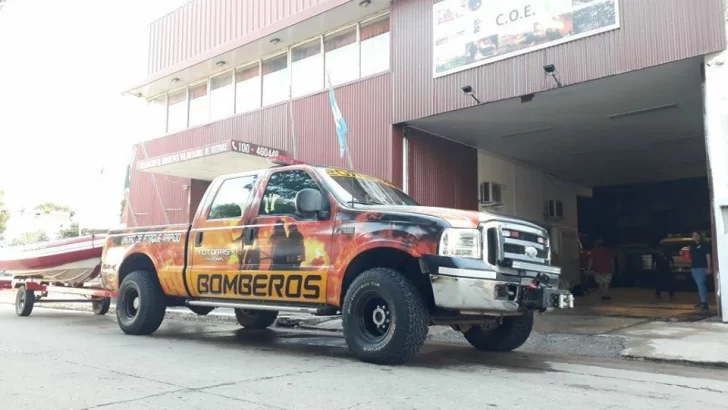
259 170 320 217
208 175 257 219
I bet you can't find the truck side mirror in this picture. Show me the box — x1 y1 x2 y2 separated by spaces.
295 188 324 216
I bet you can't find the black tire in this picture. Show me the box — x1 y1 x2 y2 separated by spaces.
342 268 429 365
116 270 166 335
464 311 534 352
15 285 34 317
188 305 215 316
234 309 278 329
92 298 111 315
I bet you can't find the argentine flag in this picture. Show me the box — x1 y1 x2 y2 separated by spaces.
327 72 349 159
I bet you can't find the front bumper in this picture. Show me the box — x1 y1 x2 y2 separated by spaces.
421 255 574 314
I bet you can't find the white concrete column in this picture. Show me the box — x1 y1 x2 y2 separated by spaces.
703 12 728 321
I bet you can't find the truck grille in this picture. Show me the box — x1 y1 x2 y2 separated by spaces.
483 220 550 267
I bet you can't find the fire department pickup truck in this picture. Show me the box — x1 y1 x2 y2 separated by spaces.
100 159 573 364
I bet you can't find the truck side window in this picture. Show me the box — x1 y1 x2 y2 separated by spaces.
259 170 320 217
208 175 257 220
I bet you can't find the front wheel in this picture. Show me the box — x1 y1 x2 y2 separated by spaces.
342 268 429 365
116 271 166 335
234 309 278 329
463 311 534 352
15 285 34 317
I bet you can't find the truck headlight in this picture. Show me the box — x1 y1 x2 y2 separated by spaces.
439 228 481 259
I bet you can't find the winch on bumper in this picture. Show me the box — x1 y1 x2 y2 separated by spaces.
420 255 574 315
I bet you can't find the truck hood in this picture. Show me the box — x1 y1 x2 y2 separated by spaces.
383 205 544 231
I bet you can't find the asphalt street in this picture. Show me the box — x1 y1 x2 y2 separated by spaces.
2 304 728 410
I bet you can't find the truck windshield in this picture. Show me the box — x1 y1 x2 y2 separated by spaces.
318 168 419 206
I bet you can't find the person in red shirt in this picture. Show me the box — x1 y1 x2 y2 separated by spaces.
588 238 615 301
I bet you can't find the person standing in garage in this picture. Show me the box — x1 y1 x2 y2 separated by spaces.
588 238 614 301
689 231 712 311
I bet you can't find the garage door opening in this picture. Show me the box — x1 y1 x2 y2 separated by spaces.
406 56 715 321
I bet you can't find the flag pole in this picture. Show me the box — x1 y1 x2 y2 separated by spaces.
288 84 298 159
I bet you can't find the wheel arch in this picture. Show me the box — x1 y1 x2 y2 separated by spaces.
339 246 434 311
118 253 159 286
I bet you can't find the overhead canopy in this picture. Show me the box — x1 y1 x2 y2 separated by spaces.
407 57 706 187
137 140 287 180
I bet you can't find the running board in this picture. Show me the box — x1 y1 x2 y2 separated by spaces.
186 299 334 315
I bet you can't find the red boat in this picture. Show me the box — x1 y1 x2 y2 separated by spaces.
0 234 106 286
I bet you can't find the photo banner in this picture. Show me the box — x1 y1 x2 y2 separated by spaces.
433 0 620 78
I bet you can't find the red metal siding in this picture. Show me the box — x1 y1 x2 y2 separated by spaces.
392 0 727 123
407 128 477 210
147 0 348 77
127 73 393 227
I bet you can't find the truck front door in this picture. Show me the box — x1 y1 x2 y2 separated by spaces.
243 168 334 305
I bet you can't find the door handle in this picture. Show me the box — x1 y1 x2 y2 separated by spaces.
243 227 256 245
195 231 203 247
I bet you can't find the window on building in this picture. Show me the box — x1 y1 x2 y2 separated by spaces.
262 54 289 107
325 26 359 86
210 72 234 120
167 89 187 133
291 39 323 98
259 170 321 217
208 175 258 219
360 15 390 77
235 64 261 114
188 83 209 127
147 95 167 137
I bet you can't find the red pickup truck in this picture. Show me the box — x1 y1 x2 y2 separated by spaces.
100 161 572 364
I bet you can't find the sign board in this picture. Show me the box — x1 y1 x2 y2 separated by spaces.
433 0 621 78
138 140 284 171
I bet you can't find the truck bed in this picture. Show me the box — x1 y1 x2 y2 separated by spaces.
100 224 192 295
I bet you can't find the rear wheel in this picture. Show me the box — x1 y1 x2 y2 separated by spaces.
92 298 111 315
234 309 278 329
116 271 166 335
342 268 429 365
463 311 534 352
15 285 34 317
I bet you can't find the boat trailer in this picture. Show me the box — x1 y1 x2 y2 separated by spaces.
0 277 117 317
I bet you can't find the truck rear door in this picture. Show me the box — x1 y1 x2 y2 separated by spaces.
185 173 259 297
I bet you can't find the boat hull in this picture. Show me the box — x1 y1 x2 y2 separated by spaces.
0 235 105 286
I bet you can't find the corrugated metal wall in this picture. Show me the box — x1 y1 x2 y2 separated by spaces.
392 0 727 123
407 127 478 210
148 0 343 75
126 73 393 227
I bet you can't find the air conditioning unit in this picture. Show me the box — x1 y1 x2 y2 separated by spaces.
479 182 503 206
545 199 564 220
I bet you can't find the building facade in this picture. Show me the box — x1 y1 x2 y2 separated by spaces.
125 0 728 316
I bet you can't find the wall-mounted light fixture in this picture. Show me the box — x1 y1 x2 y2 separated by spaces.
359 0 372 7
171 77 180 83
215 61 226 67
461 85 481 104
543 64 563 88
270 38 281 45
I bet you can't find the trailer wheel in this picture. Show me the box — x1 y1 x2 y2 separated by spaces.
234 309 278 329
116 270 166 335
92 298 111 315
463 311 534 352
342 268 429 365
15 285 34 317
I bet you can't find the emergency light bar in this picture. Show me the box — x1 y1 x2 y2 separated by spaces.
267 156 307 166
